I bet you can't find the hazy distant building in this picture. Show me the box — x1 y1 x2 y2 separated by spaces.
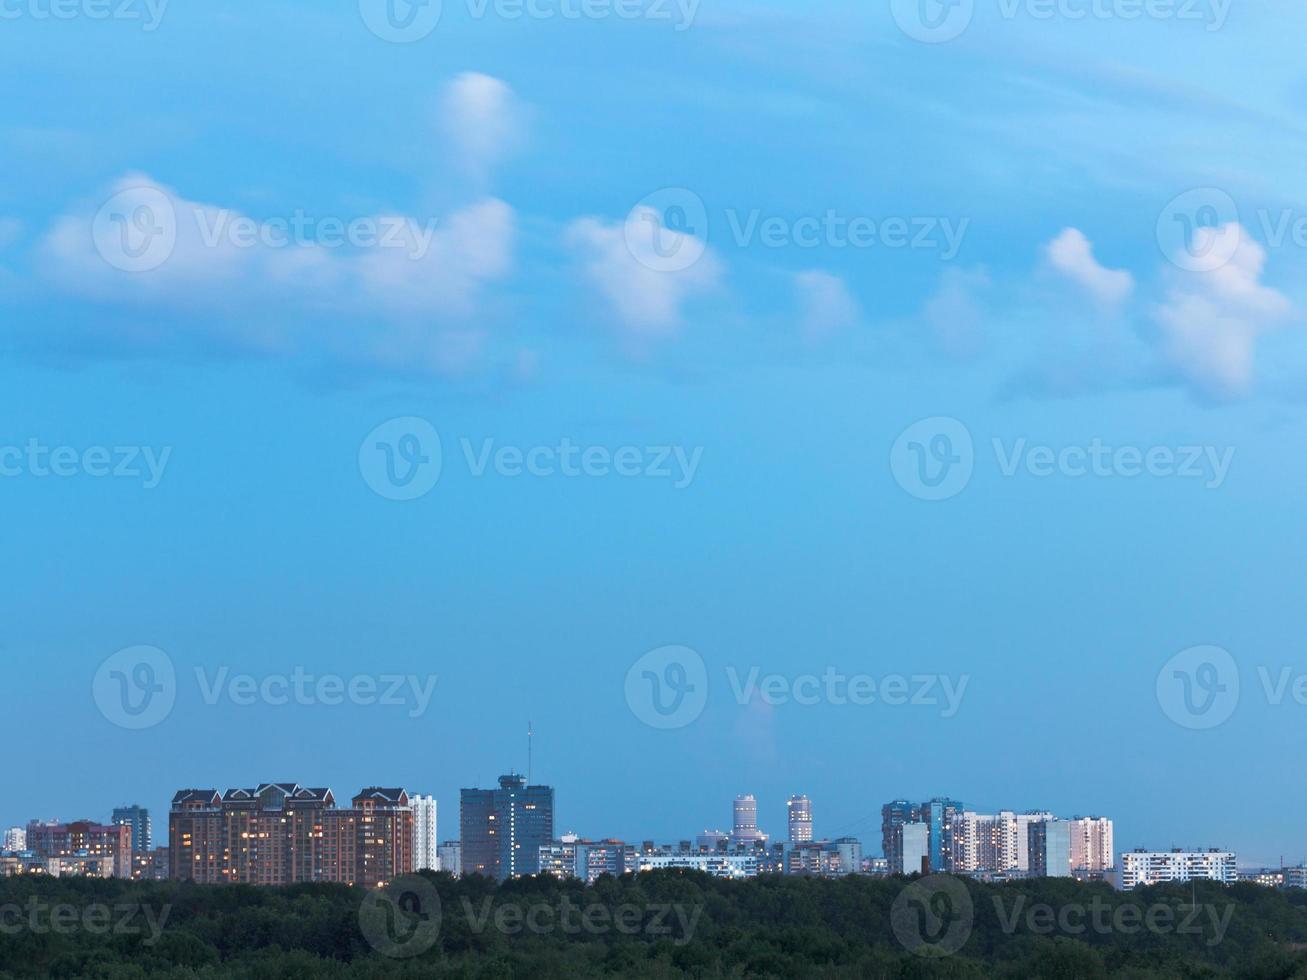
26 820 131 879
437 840 462 877
2 827 25 853
922 798 964 872
696 829 729 850
787 795 813 844
881 800 920 865
460 774 554 881
411 795 438 871
112 805 152 854
638 851 757 878
732 795 767 845
890 822 930 875
1118 849 1237 890
539 838 634 882
1028 820 1073 878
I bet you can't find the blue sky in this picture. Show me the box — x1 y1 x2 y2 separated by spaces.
4 0 1307 868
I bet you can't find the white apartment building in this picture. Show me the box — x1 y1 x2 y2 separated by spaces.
411 795 438 871
1118 849 1237 890
2 827 25 853
637 852 758 879
949 811 1056 874
1068 817 1114 875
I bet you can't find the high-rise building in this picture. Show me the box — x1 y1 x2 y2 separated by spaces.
538 838 634 882
168 783 413 887
922 798 964 872
437 840 462 877
881 800 921 865
26 820 131 878
1118 849 1237 890
2 827 25 852
1068 816 1114 876
112 805 152 854
731 794 767 845
1028 819 1073 878
460 774 554 881
411 795 438 871
787 795 813 844
892 822 929 875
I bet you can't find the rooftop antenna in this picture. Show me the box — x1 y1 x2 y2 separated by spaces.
528 721 534 785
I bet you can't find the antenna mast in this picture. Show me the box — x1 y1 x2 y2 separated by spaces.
528 720 534 784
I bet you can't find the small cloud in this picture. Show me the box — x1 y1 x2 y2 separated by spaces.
564 208 722 342
438 72 525 182
923 266 989 358
1045 228 1133 308
1152 224 1291 400
793 270 859 342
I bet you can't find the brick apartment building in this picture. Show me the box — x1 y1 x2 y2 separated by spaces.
25 819 132 878
169 783 412 887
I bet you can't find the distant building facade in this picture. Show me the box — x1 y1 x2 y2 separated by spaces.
731 795 767 845
112 805 152 854
437 840 462 877
2 827 25 852
1118 849 1237 889
460 774 554 881
1028 819 1073 878
787 795 813 844
168 783 413 887
539 837 635 882
26 820 130 878
411 795 438 871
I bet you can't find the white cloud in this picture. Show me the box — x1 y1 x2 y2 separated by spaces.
564 207 722 339
793 270 858 342
923 267 989 358
1045 228 1133 308
35 173 516 374
439 72 524 182
1152 224 1291 400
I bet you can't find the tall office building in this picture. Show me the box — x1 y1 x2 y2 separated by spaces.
1118 849 1237 889
787 795 813 844
922 798 964 872
437 840 462 877
1068 816 1114 875
460 774 554 881
26 820 132 878
411 795 438 871
731 794 767 845
112 805 152 854
169 783 412 887
2 827 25 852
881 800 921 864
1028 819 1073 878
891 822 929 875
